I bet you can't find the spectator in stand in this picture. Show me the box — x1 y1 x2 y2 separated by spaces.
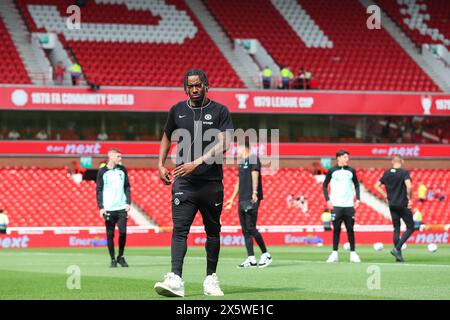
97 130 108 141
280 66 293 89
294 67 306 89
35 129 49 140
413 208 423 230
54 61 65 85
286 194 295 208
417 182 427 203
304 70 312 88
295 194 308 214
7 129 21 140
71 62 82 86
321 208 332 231
434 187 445 202
427 188 434 201
261 66 272 89
0 209 9 234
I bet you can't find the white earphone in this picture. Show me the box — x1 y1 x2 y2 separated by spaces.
187 83 208 162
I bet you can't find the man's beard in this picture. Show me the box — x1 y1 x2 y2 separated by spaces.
189 90 206 106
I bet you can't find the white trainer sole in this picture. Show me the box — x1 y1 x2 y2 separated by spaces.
237 264 257 269
154 282 184 298
258 258 273 268
204 290 224 297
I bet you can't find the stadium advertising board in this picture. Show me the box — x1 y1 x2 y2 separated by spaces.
1 141 450 158
1 230 448 248
2 86 450 115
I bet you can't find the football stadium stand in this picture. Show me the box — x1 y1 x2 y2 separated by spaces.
1 166 449 228
378 0 450 49
204 0 440 91
0 15 31 84
129 167 392 227
359 168 450 225
0 166 137 227
2 0 441 90
16 0 244 88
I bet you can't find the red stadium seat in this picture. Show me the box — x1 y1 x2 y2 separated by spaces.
0 16 31 84
0 167 137 227
203 0 440 91
16 0 244 88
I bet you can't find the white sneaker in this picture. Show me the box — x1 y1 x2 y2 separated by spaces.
203 273 224 296
258 253 273 268
326 251 339 263
154 272 185 297
350 251 361 263
237 257 257 268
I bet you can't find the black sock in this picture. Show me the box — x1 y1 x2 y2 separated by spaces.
393 230 400 248
347 230 355 251
118 232 126 257
395 229 414 251
107 236 115 260
254 231 267 254
244 234 255 256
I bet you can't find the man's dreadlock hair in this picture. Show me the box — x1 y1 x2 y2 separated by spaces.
183 69 209 92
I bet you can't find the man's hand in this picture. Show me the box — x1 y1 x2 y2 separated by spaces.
407 199 413 209
99 209 106 218
158 165 172 185
172 159 202 178
327 200 333 211
252 193 258 204
224 198 233 210
355 200 360 209
125 204 131 212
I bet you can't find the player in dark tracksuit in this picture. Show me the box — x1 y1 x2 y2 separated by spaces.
96 148 131 268
374 155 414 262
225 141 272 268
154 69 233 298
322 150 361 263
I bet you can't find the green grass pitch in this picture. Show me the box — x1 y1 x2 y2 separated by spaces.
1 245 449 300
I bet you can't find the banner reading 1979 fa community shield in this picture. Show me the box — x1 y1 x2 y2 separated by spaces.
1 86 450 115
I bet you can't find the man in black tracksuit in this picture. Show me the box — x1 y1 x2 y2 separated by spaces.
225 141 272 268
154 69 233 298
96 148 131 268
374 155 414 262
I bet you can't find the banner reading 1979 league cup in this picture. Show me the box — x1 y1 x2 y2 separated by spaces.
1 85 450 115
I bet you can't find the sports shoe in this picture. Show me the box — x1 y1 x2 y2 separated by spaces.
203 273 224 296
110 259 117 268
326 251 339 263
390 248 404 262
350 251 361 263
117 256 129 267
154 272 185 297
258 253 273 268
237 257 257 269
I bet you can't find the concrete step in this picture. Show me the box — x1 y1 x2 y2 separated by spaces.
185 0 258 88
0 0 49 84
359 0 449 91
